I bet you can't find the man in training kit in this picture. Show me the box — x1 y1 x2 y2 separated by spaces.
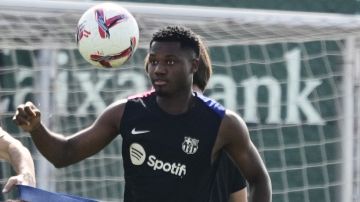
144 35 248 202
0 126 36 194
13 25 271 202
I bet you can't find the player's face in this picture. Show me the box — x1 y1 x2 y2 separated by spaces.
147 41 197 97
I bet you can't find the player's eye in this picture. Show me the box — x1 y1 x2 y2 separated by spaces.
149 60 159 65
166 60 175 65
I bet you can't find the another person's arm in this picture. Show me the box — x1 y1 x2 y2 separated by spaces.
0 127 36 193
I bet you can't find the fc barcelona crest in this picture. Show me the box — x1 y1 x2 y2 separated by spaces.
182 136 199 154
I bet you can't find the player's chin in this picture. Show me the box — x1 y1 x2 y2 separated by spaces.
153 86 170 97
154 88 166 97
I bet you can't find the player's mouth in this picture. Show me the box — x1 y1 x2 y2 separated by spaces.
153 79 168 86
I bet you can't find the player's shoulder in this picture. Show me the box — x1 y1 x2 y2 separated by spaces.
107 99 128 109
99 99 128 121
125 90 156 110
106 90 155 111
224 109 244 122
222 110 247 127
194 92 226 117
127 89 155 100
96 99 129 131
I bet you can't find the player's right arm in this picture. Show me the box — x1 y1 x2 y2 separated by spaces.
13 100 126 168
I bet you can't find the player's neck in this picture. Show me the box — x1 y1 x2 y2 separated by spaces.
156 90 194 115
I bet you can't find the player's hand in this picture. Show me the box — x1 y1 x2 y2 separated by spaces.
13 102 41 132
2 172 36 193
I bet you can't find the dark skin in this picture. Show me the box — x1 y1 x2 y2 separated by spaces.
13 41 271 202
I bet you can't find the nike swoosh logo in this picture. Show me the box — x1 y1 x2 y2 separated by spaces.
131 128 150 135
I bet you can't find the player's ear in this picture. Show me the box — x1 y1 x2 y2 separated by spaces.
191 58 199 73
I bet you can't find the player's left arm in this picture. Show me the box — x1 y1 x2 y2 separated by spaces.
0 127 36 193
216 110 271 202
229 188 247 202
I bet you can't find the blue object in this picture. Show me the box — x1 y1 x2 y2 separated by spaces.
16 185 98 202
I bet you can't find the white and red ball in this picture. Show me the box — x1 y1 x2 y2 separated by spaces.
76 3 139 68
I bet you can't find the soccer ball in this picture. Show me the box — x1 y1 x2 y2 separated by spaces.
76 3 139 68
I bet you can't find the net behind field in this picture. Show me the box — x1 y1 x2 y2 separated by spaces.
0 1 359 202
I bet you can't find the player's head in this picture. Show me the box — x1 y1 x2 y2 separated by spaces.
149 25 200 58
145 28 211 93
147 25 200 96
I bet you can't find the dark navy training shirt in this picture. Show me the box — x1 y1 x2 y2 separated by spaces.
120 91 225 202
210 151 247 202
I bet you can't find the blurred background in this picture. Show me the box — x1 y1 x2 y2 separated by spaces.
0 0 359 201
117 0 360 13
